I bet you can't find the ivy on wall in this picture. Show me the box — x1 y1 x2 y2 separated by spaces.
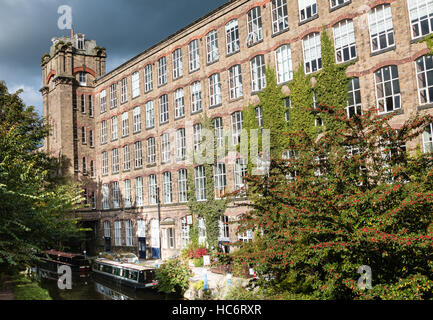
243 29 352 155
287 65 316 141
185 29 352 251
186 115 229 252
421 34 433 54
314 30 349 134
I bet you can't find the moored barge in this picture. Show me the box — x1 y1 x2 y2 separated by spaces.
36 250 91 279
92 258 158 290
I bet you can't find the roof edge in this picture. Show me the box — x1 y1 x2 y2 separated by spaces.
95 0 242 84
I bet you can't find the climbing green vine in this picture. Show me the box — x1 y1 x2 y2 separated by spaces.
314 30 349 134
243 29 352 155
421 34 433 54
187 115 229 252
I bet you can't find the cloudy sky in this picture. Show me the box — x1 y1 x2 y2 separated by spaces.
0 0 227 115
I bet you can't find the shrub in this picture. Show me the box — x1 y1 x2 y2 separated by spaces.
12 274 51 300
192 280 204 291
193 258 203 267
225 285 261 300
155 259 192 295
187 247 208 259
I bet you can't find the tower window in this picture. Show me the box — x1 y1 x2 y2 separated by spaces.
77 35 84 50
79 72 86 86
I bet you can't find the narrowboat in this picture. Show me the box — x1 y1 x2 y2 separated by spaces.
92 258 158 290
36 250 91 279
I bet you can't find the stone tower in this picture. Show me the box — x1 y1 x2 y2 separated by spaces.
40 31 106 178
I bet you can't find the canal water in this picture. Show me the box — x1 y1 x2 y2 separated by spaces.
39 276 179 300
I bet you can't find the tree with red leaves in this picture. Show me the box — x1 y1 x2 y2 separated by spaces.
237 105 433 299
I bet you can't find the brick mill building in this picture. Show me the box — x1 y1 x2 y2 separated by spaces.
40 0 433 259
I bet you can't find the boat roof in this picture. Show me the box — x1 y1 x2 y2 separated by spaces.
95 258 154 271
45 250 85 259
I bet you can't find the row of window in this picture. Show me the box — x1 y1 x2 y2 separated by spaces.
95 54 432 153
99 54 266 117
99 112 244 173
91 119 433 209
95 0 433 108
102 215 249 249
97 159 247 211
81 55 433 176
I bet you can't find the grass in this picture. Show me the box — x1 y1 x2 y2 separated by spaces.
12 274 52 300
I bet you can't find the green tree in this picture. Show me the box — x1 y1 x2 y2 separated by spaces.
0 81 85 273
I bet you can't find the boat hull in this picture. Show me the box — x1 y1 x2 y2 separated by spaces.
92 270 157 290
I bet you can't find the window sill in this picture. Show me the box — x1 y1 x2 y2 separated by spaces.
226 49 240 59
158 83 167 89
247 39 263 48
146 126 155 131
123 169 131 173
370 45 396 57
120 100 128 105
175 115 185 121
209 103 222 109
417 103 433 111
134 166 144 170
110 138 118 142
377 108 404 117
147 163 156 168
207 58 219 67
299 14 319 26
329 0 351 13
122 134 129 139
160 121 169 126
191 109 203 116
189 68 200 75
277 79 293 86
271 28 289 38
133 130 141 135
410 34 433 44
251 89 264 96
228 96 244 103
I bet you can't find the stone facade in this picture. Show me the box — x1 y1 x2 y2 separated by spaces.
41 0 433 259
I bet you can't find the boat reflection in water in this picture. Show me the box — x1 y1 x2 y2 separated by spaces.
94 281 133 300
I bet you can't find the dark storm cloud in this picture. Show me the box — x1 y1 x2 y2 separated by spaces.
0 0 228 114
